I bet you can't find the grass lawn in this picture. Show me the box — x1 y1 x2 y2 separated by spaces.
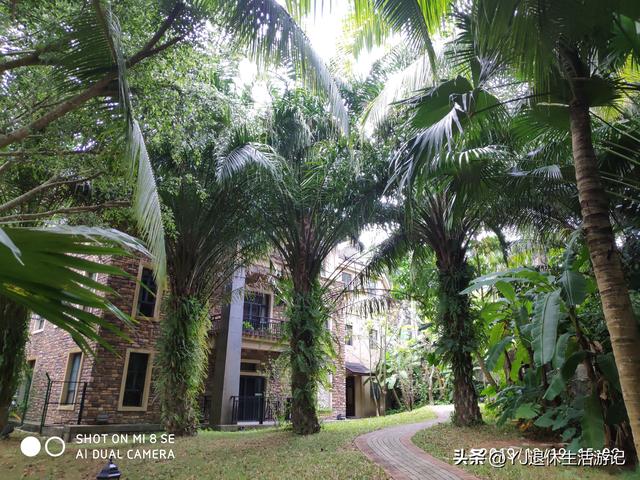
412 412 639 480
0 407 435 480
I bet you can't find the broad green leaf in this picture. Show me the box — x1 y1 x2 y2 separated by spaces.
560 270 587 306
605 401 628 426
495 280 516 303
552 332 572 369
532 289 564 365
561 427 577 442
510 344 528 382
581 393 605 450
514 403 540 420
543 374 566 401
534 410 555 428
486 335 513 371
0 227 21 262
596 353 621 393
561 351 588 381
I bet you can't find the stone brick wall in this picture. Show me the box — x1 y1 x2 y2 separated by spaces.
81 255 162 425
24 316 97 426
330 312 346 418
24 255 162 426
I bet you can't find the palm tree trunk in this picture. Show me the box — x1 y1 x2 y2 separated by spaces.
437 259 482 426
0 297 29 433
569 94 640 456
288 279 322 435
156 296 210 436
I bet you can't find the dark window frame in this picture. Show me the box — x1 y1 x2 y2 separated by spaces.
136 266 158 318
61 352 82 405
121 351 151 408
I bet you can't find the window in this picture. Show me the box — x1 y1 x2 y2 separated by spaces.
369 329 378 350
243 292 270 324
61 352 82 406
119 350 152 410
345 324 353 346
135 266 158 318
32 314 45 333
341 272 353 290
240 362 258 372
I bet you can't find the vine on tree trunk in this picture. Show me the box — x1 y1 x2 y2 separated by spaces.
0 298 29 433
156 296 210 436
281 278 334 435
436 260 483 426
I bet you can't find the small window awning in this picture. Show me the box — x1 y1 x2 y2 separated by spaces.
346 361 370 375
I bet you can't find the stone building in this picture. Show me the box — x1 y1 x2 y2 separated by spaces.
18 245 392 437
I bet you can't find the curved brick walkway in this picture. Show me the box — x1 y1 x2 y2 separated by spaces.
355 405 479 480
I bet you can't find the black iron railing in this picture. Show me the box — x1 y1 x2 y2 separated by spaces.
242 315 285 338
231 395 291 424
200 395 211 424
40 374 88 432
210 314 286 338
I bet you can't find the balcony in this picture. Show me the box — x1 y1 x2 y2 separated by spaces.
211 314 286 339
242 315 285 338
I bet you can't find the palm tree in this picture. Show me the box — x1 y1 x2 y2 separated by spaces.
373 137 514 425
153 127 271 436
456 2 640 453
0 0 347 433
253 90 388 434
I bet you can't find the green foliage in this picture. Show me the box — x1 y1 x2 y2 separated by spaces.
250 89 388 433
156 297 211 436
531 289 564 365
280 278 335 434
0 226 147 352
471 238 632 451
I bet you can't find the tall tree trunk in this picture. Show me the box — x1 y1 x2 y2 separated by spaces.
437 257 482 426
0 297 29 433
156 296 210 436
287 278 323 435
569 93 640 456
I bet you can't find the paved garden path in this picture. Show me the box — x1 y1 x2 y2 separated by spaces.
355 405 479 480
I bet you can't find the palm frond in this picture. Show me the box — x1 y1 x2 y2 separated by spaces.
361 48 437 131
213 0 349 134
127 120 166 284
0 226 149 353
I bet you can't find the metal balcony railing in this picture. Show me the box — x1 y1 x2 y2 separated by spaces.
210 314 286 339
242 315 285 338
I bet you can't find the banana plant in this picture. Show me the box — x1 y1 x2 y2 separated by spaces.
464 236 633 453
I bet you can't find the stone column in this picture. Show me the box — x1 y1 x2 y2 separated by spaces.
209 268 245 427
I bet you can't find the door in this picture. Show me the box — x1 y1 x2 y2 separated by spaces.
346 376 356 417
238 375 265 421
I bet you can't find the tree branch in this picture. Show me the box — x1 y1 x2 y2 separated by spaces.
0 53 42 73
0 148 99 157
0 200 130 222
0 76 115 149
0 172 103 212
139 2 185 53
0 2 186 150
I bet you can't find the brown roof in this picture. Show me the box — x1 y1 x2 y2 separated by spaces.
346 361 370 375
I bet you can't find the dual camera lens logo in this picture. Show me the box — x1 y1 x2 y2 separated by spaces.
20 435 65 458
